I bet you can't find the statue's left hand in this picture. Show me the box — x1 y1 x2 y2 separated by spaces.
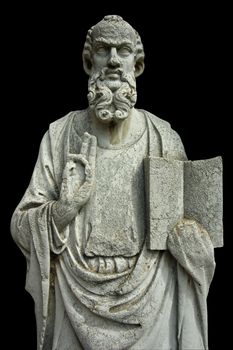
167 218 215 279
170 218 207 240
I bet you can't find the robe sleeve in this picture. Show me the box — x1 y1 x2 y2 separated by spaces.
10 130 68 349
11 131 69 258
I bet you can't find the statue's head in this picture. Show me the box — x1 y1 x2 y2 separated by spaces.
83 15 145 79
82 15 145 123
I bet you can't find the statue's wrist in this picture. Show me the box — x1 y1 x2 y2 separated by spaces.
52 200 75 228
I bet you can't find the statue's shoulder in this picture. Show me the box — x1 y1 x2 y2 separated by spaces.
140 109 187 160
140 109 173 140
140 109 171 131
48 109 88 138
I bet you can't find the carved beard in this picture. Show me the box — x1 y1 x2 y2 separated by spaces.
87 68 137 123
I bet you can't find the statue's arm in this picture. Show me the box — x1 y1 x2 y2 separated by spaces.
11 129 96 256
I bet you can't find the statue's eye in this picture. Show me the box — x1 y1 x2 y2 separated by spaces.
96 46 108 55
117 46 132 56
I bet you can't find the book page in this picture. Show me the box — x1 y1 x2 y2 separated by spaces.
145 156 223 250
184 157 223 247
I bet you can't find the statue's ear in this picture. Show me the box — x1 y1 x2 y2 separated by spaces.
134 58 145 78
83 55 93 76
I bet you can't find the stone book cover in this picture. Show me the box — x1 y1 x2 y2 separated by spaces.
145 156 223 250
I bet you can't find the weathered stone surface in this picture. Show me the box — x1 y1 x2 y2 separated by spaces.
11 15 222 350
145 157 183 250
184 157 223 247
145 156 223 250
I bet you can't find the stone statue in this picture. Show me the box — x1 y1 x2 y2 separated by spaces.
11 15 223 350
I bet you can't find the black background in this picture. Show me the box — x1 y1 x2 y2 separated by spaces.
3 2 231 349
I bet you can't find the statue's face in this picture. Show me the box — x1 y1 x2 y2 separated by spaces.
87 23 138 124
91 34 136 91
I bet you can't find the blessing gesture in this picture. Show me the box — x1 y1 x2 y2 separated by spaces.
53 132 97 231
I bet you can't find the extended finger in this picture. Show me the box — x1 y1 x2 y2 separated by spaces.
75 154 89 167
88 135 97 171
84 162 93 182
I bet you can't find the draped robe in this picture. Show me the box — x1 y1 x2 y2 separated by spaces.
11 109 215 350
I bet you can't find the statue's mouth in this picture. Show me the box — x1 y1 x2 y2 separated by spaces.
105 69 122 79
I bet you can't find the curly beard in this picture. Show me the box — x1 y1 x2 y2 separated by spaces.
87 68 137 123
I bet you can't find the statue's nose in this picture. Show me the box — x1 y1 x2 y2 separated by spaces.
107 48 121 67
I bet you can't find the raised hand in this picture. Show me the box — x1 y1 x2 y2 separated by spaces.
52 132 97 231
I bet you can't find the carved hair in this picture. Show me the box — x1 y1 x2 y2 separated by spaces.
87 68 137 123
83 15 145 78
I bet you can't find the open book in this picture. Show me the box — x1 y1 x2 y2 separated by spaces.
144 156 223 250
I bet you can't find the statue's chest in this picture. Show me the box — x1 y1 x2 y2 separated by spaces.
85 131 148 257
